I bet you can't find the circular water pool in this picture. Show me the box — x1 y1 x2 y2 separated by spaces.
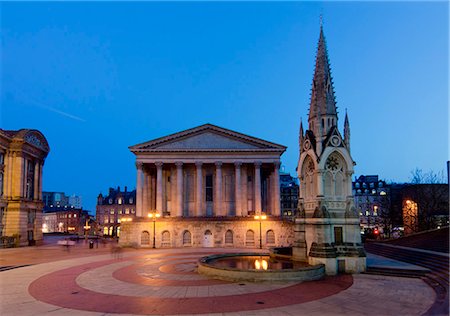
198 253 325 283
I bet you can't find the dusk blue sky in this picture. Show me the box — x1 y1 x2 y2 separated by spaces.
1 2 448 213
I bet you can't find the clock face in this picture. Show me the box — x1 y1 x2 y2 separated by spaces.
326 156 340 171
331 135 341 147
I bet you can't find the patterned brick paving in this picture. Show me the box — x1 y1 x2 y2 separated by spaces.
0 247 437 315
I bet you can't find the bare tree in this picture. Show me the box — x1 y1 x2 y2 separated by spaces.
404 169 449 232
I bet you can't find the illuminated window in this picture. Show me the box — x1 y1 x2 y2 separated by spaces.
125 208 130 214
380 191 386 196
110 210 115 215
129 198 133 204
373 206 378 216
118 198 122 205
74 214 77 218
365 211 369 216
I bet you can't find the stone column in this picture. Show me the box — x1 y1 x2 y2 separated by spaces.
175 162 183 217
215 162 223 216
346 171 353 197
254 161 262 215
234 161 242 216
135 162 143 217
39 162 43 200
195 161 203 217
155 161 163 216
142 170 149 216
33 161 39 200
241 165 248 215
273 161 281 216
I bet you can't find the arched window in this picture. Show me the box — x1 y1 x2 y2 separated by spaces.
245 230 255 247
302 156 315 199
335 171 344 196
103 226 108 235
161 230 171 247
225 230 233 245
266 230 275 244
141 231 150 245
183 230 192 246
324 171 333 196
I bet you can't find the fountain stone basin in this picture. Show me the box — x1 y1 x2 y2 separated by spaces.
197 253 325 283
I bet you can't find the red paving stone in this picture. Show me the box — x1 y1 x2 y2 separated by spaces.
28 256 353 315
114 261 228 286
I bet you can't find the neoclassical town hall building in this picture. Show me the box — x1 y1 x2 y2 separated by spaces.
120 25 366 274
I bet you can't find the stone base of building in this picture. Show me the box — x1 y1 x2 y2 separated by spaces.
119 217 295 249
309 255 366 275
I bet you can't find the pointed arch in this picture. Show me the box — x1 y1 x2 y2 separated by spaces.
335 171 344 197
301 155 316 199
324 171 333 196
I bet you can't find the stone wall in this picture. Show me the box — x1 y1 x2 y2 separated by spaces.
119 217 295 249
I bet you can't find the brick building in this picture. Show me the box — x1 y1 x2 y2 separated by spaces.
96 186 136 237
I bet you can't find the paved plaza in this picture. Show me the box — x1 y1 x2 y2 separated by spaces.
0 243 436 316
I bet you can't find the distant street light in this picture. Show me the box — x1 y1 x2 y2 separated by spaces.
148 212 161 248
254 214 267 249
84 219 91 241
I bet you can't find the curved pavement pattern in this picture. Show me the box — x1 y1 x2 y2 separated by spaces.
0 248 436 315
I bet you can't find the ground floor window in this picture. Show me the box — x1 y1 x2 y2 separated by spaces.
141 231 150 245
183 230 192 246
266 230 275 244
161 230 171 247
225 230 233 244
245 230 255 247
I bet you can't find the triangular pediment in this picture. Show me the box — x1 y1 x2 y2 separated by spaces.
323 126 345 149
130 124 286 152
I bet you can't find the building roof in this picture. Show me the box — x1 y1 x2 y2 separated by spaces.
129 123 287 154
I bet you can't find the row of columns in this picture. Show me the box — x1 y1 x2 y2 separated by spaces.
135 161 281 218
2 152 43 200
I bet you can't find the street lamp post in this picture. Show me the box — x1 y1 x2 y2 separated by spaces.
148 212 161 248
83 219 91 241
254 214 267 249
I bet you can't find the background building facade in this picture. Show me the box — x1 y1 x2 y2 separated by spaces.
96 186 136 237
280 171 299 217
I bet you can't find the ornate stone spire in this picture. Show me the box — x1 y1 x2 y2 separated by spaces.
299 118 304 154
308 24 338 137
344 109 350 152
